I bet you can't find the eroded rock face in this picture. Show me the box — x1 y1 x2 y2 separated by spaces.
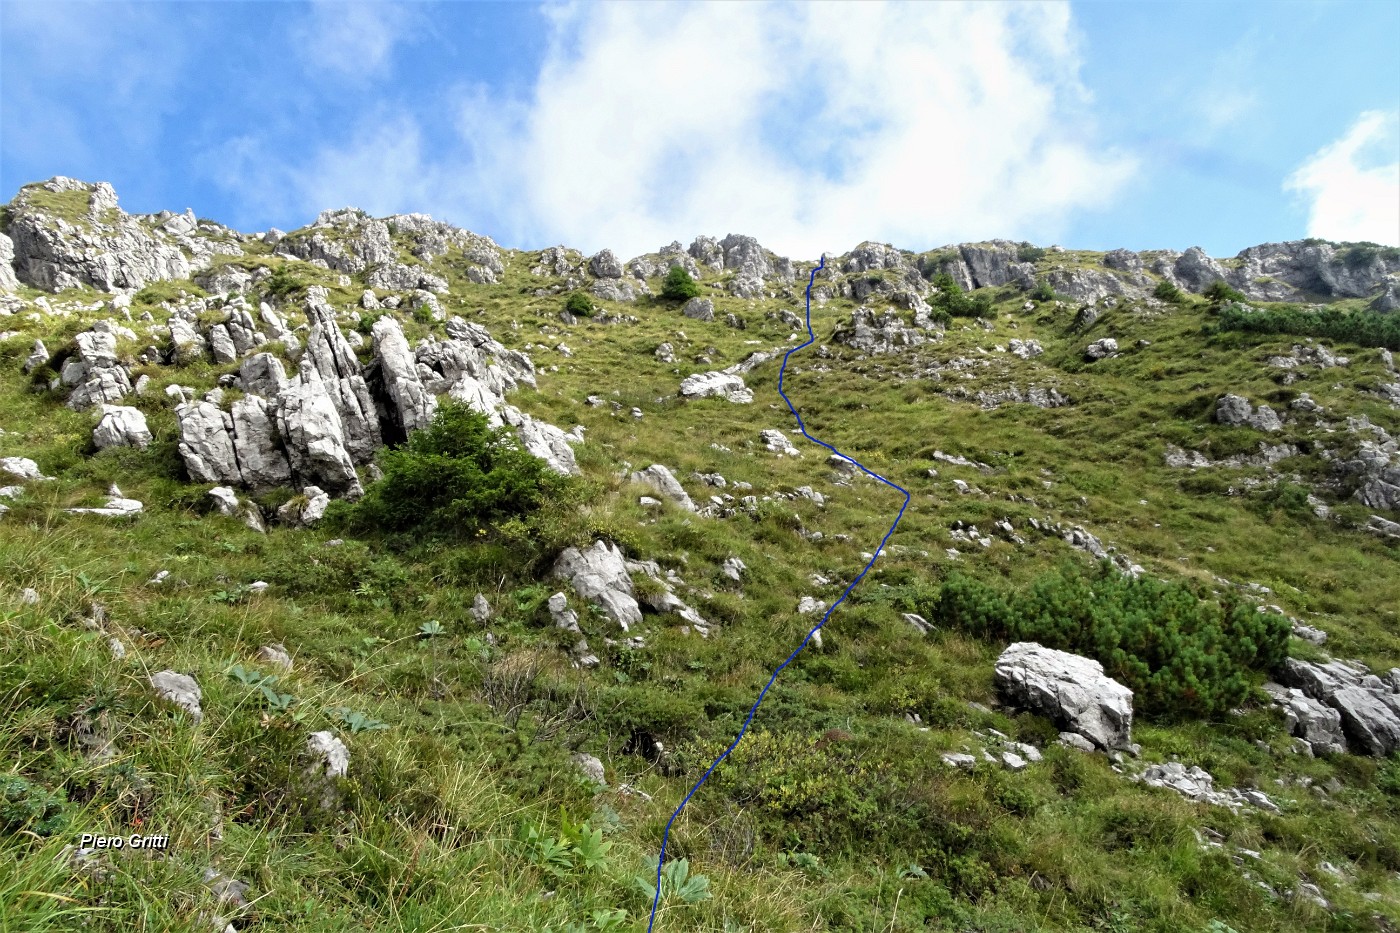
1280 659 1400 757
275 373 363 497
588 249 624 279
959 242 1035 290
371 316 436 438
1263 682 1347 755
0 232 19 291
834 307 928 354
995 642 1134 750
177 401 243 485
1171 247 1228 293
552 541 642 629
8 178 194 292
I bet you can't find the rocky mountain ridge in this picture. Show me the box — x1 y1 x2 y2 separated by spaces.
4 176 1397 309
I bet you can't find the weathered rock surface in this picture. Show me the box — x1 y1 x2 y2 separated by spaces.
7 178 196 292
1262 682 1347 755
995 642 1133 750
552 541 642 630
371 316 436 437
176 401 243 484
150 670 203 722
630 464 696 511
1280 658 1400 756
92 405 151 449
1215 394 1283 432
834 307 928 354
1084 337 1118 361
681 297 714 322
679 371 752 403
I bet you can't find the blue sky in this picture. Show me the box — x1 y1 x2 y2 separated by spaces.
2 1 1397 260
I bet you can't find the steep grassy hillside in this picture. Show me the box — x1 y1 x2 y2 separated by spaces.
2 200 1399 933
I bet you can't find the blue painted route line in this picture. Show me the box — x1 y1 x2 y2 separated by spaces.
647 255 912 930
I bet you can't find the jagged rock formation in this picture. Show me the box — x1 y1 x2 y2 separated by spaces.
552 541 643 629
833 307 930 354
1280 659 1400 757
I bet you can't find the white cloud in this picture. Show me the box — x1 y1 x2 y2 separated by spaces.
232 1 1136 258
293 0 418 81
1286 111 1400 246
480 1 1135 258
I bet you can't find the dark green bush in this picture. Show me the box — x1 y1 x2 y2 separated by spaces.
564 292 593 317
1217 303 1400 351
347 401 570 536
1202 281 1246 306
660 265 700 301
1153 280 1185 304
926 563 1289 719
1 775 69 837
930 273 992 318
1029 281 1056 302
1017 243 1047 263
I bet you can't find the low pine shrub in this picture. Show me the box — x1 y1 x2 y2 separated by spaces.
926 563 1288 719
1217 303 1400 350
930 273 992 318
564 292 593 317
347 401 570 536
1153 280 1185 304
660 265 700 301
1203 280 1246 306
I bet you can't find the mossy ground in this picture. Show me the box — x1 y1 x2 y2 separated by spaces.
1 238 1398 932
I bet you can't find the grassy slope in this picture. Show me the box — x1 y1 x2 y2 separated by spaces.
1 240 1398 933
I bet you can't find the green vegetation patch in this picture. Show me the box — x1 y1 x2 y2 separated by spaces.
344 401 573 537
923 563 1289 718
1218 303 1400 351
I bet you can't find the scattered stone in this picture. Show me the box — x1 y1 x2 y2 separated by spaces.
721 557 745 582
630 464 696 511
941 752 977 769
552 541 642 630
150 670 202 721
470 593 492 623
679 370 752 403
760 428 801 456
1083 337 1118 361
571 752 606 785
1 457 50 481
255 644 292 670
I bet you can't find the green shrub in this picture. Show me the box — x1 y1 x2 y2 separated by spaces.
1217 303 1400 351
1153 280 1185 304
1029 281 1056 302
926 563 1289 719
930 273 992 318
347 401 570 536
564 292 594 317
1016 243 1047 263
264 265 307 300
1 775 69 837
1202 281 1246 306
660 265 700 301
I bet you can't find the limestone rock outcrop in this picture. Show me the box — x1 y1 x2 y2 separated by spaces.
552 541 642 630
995 642 1134 750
